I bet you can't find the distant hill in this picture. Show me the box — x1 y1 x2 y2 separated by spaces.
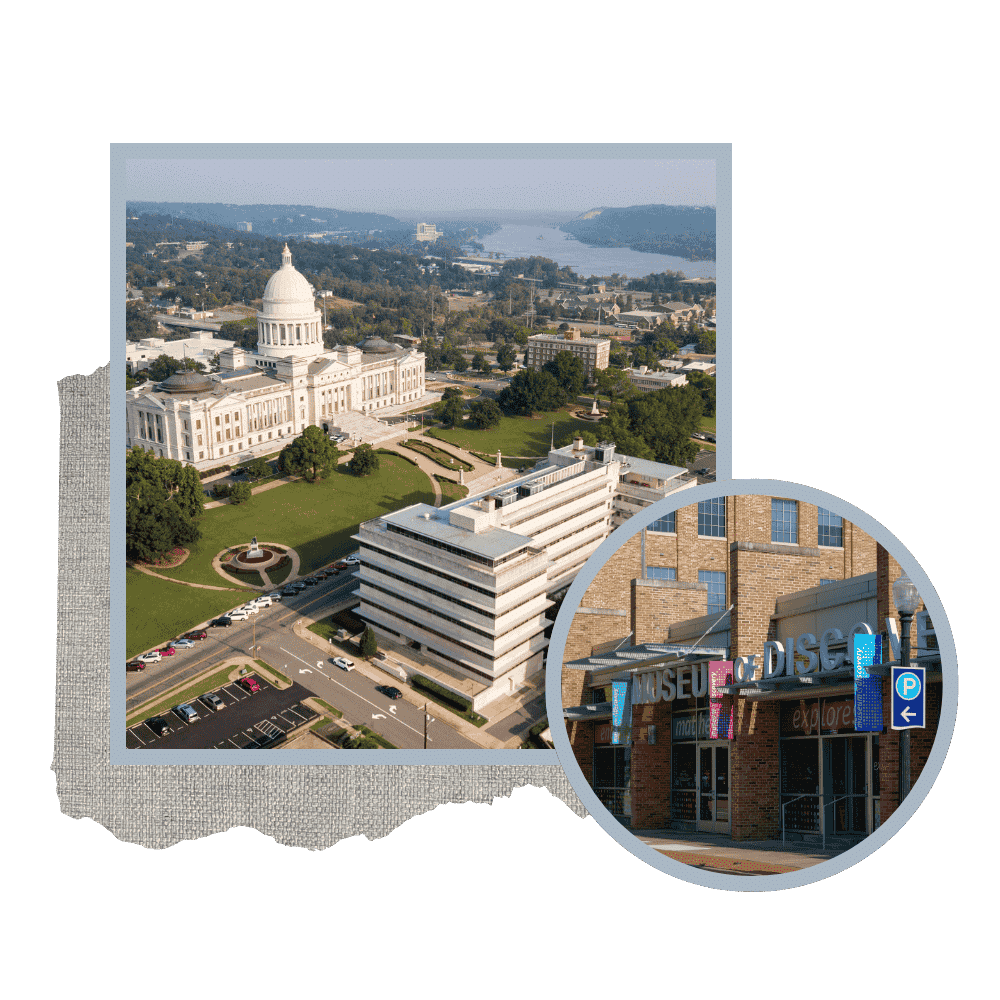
561 204 715 261
126 201 405 237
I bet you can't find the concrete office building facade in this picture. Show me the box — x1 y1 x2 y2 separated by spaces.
355 440 699 711
561 496 942 844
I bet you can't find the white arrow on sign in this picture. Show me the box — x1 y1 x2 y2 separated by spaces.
372 713 387 720
901 706 916 722
299 668 313 674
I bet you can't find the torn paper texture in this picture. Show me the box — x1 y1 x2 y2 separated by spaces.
54 366 584 848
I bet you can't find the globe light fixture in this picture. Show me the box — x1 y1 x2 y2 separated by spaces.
892 572 921 615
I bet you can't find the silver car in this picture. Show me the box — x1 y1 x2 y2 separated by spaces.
200 692 225 712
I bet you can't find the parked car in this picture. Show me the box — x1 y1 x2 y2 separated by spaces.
343 556 361 566
239 604 260 614
173 703 201 724
250 595 272 607
146 716 172 736
158 646 177 656
228 610 250 621
126 661 146 672
376 685 403 700
200 692 225 712
314 570 330 580
237 676 260 694
210 617 233 628
281 587 299 597
303 577 319 586
334 561 348 570
288 581 307 590
169 638 195 649
137 650 161 664
331 657 355 671
267 592 283 601
182 630 208 641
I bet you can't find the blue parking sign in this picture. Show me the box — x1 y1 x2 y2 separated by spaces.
891 666 925 730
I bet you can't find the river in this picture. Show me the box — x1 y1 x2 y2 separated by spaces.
472 224 716 280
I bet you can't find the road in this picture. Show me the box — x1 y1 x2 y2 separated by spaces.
126 572 481 749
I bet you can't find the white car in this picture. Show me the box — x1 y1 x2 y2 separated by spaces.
331 657 355 671
137 650 162 664
228 610 250 621
250 596 272 608
343 556 361 566
239 604 261 615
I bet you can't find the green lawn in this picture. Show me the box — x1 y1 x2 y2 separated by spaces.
403 439 474 472
128 455 434 655
145 455 435 590
435 475 469 504
428 408 595 458
699 415 717 433
267 560 292 585
126 568 254 658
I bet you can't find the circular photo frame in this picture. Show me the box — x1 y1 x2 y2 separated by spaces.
544 479 957 890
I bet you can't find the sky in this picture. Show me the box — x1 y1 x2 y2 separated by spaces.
124 153 716 217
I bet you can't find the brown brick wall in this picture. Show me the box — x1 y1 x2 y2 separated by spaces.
731 698 781 839
567 719 594 787
581 533 641 611
632 579 708 645
629 699 673 828
562 610 627 707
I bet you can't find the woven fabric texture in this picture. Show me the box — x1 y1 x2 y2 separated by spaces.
51 365 584 849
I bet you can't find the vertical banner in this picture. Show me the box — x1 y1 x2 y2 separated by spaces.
611 680 631 746
708 661 735 739
853 633 882 732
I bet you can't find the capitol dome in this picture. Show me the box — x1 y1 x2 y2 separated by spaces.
261 244 316 318
255 245 324 360
357 335 397 355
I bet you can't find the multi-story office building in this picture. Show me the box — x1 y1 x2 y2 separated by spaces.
625 366 689 393
561 495 942 845
355 439 698 710
524 328 611 380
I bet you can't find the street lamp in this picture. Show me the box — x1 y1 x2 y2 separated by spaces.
892 571 922 802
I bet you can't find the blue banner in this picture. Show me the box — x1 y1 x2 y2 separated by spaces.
853 633 882 732
611 680 630 746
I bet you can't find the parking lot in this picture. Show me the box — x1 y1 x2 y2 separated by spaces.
127 677 318 750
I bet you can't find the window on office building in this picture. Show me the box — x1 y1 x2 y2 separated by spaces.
697 497 726 537
647 567 677 580
771 498 798 543
649 511 676 533
817 507 843 547
820 579 837 586
699 570 727 615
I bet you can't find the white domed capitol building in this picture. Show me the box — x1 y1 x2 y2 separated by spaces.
125 245 427 468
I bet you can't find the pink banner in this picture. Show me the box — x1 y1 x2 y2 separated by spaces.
708 661 735 739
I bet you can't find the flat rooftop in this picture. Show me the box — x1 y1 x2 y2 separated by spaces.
383 504 532 560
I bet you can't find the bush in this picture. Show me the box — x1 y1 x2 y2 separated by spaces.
198 464 232 480
212 483 232 499
350 443 380 477
411 674 472 713
229 482 252 504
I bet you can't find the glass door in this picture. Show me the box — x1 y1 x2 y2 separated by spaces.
823 735 870 838
697 744 730 834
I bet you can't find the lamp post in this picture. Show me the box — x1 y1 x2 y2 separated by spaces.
892 571 922 802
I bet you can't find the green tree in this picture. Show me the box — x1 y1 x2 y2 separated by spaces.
229 482 252 504
125 447 202 562
125 300 157 341
543 351 586 397
696 329 716 354
498 369 566 416
434 389 466 428
360 626 378 658
468 398 503 429
473 351 489 373
453 353 469 373
350 442 380 476
598 385 703 466
594 365 633 404
243 457 271 480
277 425 339 482
144 354 184 382
685 370 716 417
496 343 518 371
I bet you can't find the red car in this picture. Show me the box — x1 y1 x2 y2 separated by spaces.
183 630 208 641
126 661 146 672
237 676 260 694
158 646 177 656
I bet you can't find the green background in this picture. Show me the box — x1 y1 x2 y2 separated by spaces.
11 9 996 997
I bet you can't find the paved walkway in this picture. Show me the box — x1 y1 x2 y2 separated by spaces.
631 828 853 875
128 560 246 591
210 543 301 590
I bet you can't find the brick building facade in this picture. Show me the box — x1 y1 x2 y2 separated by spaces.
562 494 942 847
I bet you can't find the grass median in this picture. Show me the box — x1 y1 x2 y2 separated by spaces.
127 662 246 728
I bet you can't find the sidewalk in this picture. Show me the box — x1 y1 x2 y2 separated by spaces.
631 828 853 875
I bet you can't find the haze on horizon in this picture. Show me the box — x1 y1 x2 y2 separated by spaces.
126 157 715 220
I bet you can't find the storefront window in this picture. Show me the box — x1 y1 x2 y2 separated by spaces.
593 745 629 818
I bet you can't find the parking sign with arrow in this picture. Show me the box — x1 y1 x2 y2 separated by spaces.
891 666 925 730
